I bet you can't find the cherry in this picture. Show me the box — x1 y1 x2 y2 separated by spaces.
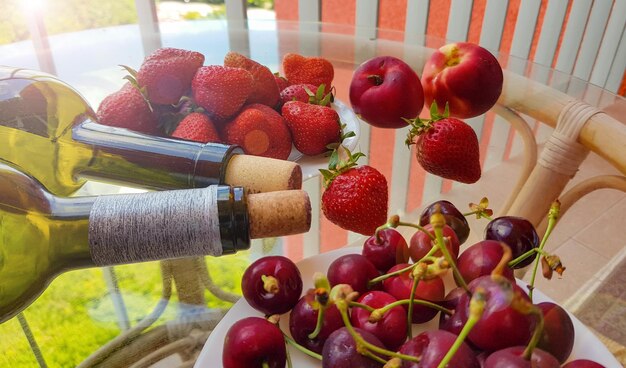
222 317 286 368
438 287 468 336
484 216 539 268
409 223 460 262
483 346 560 367
321 327 385 368
456 275 536 351
382 263 445 323
349 290 408 350
241 256 303 315
362 228 410 272
420 200 470 244
327 254 380 294
288 289 344 354
562 360 606 368
456 240 515 284
536 302 575 363
398 330 479 368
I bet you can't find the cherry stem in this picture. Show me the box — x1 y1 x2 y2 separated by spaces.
348 301 376 312
397 221 436 241
372 299 452 319
307 304 327 340
491 242 512 277
433 224 468 291
283 332 323 361
367 246 439 288
363 350 388 365
522 306 545 360
407 273 420 339
508 248 550 268
461 210 493 221
528 201 560 301
437 288 486 368
262 362 270 368
336 300 420 363
261 275 279 294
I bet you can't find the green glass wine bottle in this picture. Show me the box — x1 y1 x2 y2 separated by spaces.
0 163 311 324
0 67 301 196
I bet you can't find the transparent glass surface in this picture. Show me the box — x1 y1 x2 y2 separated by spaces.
0 19 624 368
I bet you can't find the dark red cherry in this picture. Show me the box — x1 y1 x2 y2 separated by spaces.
484 346 560 367
536 302 575 363
456 240 515 284
322 327 385 368
362 228 410 272
419 200 470 244
398 329 479 368
288 289 343 354
438 287 468 336
484 216 539 268
222 317 286 368
241 256 303 315
562 359 606 368
349 290 408 350
456 275 536 351
382 263 445 324
327 254 380 294
409 224 460 263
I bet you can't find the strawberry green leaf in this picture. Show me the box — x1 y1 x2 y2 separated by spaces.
328 149 339 170
119 64 138 79
315 84 325 102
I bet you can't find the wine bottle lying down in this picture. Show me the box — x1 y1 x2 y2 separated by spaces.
0 67 302 196
0 163 312 324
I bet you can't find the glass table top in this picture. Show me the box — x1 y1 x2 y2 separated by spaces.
1 19 625 368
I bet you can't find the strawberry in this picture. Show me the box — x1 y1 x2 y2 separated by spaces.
406 103 481 184
96 83 158 134
222 104 292 160
224 51 280 107
282 53 334 93
136 47 204 105
171 112 220 143
278 83 331 108
192 65 254 120
274 73 291 92
281 100 341 156
320 148 388 236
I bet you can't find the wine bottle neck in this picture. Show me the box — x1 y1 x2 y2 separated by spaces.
72 121 243 191
87 185 250 266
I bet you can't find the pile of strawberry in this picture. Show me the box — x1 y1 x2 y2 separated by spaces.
96 48 345 159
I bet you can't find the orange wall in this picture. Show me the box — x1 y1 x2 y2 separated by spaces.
274 0 625 95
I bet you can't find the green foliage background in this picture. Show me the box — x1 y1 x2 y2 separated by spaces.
0 0 138 45
0 0 276 45
0 255 248 367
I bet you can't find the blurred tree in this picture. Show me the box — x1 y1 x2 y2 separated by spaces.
0 0 137 45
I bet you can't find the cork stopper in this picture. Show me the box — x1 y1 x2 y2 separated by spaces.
224 155 302 193
247 190 311 238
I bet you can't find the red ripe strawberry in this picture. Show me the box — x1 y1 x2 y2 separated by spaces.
281 101 341 156
282 53 334 93
171 112 220 143
278 83 318 108
192 65 254 120
97 83 158 134
406 103 481 184
137 47 204 105
274 73 291 92
222 104 292 160
224 51 280 107
320 148 388 236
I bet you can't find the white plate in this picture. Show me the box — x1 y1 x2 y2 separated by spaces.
288 99 363 179
196 246 622 368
